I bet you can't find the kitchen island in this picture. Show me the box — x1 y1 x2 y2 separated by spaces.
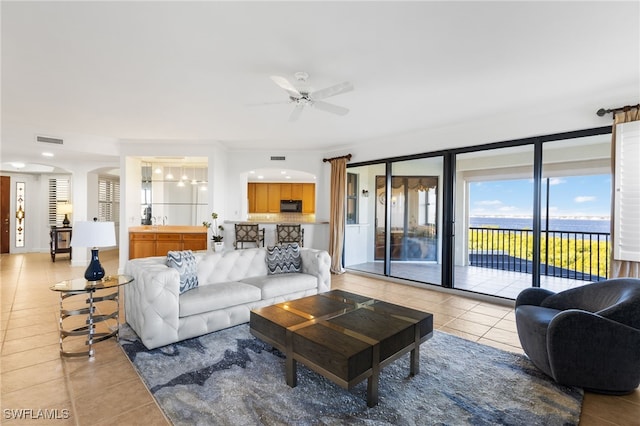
128 225 208 259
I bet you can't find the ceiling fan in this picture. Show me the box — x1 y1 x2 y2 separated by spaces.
269 72 354 122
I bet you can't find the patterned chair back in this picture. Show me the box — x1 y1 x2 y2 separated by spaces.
234 223 265 249
276 224 304 247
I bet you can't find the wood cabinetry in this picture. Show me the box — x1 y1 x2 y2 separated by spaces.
292 183 303 200
254 183 269 212
129 227 208 259
129 232 156 259
267 183 281 213
280 183 292 200
302 183 315 213
248 182 256 213
248 182 315 213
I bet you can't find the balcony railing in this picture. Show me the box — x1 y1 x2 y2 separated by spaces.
468 227 610 282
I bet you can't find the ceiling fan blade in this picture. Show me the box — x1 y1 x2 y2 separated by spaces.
310 81 353 101
289 104 304 122
312 100 349 116
270 76 302 99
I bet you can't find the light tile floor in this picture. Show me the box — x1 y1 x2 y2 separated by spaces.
348 261 594 299
1 251 637 425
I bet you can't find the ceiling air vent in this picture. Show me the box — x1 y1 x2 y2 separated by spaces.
270 156 286 161
36 135 64 145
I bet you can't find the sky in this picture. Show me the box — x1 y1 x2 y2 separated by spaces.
470 174 611 218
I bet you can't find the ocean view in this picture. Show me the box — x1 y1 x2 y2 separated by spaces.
470 217 610 234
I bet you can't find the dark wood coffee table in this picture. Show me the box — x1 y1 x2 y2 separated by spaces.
250 290 433 407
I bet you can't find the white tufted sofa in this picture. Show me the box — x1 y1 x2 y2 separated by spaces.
124 247 331 349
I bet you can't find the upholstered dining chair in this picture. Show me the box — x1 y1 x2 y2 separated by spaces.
276 224 304 247
515 278 640 395
234 223 265 249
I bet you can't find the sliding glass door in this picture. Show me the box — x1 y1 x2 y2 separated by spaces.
344 128 612 299
454 146 535 298
387 157 442 284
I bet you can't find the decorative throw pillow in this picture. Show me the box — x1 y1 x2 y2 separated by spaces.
166 250 199 294
266 243 301 275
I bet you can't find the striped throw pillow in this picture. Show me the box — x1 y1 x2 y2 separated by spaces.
166 250 199 294
266 243 301 275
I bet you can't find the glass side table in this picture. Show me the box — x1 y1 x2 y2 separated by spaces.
49 275 133 358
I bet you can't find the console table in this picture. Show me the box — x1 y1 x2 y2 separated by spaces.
50 226 72 262
49 275 133 357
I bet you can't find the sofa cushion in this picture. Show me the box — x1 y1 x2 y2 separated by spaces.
241 273 316 299
266 243 301 275
166 250 198 294
198 249 268 284
179 282 261 317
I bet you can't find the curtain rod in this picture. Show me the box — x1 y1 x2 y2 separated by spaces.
596 103 640 116
323 154 352 163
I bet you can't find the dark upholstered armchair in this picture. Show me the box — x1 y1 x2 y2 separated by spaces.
515 278 640 395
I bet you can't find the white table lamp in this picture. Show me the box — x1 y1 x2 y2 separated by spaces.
70 219 116 281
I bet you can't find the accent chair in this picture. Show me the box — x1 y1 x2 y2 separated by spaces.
276 223 304 247
515 278 640 395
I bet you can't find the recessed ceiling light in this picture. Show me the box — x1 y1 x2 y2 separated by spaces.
257 175 264 179
154 168 162 174
281 170 287 174
11 162 25 169
42 152 54 157
249 170 255 174
286 176 292 179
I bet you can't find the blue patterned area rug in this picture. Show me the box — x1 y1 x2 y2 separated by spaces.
120 324 582 425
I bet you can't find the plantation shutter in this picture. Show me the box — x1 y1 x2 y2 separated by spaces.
613 120 640 262
98 176 120 223
48 177 70 225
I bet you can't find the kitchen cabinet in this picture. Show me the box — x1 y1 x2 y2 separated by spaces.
302 183 315 213
268 183 281 213
129 226 208 259
255 183 269 212
291 183 303 200
280 183 292 200
248 182 315 214
248 183 256 213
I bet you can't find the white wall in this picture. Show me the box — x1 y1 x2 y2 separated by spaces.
224 150 329 222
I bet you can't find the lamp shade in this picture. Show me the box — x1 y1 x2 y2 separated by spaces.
57 203 73 215
70 221 116 248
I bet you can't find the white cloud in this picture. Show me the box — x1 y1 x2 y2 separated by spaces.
574 196 596 203
476 200 503 206
549 178 565 186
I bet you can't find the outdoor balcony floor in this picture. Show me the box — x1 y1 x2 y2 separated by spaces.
347 261 590 299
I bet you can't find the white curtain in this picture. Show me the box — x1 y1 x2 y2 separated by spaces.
610 106 640 278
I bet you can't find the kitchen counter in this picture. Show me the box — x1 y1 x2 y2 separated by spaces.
221 219 329 251
128 225 207 233
229 213 328 224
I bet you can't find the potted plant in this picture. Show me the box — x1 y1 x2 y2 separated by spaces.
203 212 225 252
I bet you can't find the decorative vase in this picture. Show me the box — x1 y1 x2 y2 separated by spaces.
214 242 224 252
84 248 105 281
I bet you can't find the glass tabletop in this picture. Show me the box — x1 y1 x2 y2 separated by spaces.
49 274 134 292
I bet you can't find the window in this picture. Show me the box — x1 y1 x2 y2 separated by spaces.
99 176 120 223
346 173 358 224
48 177 70 225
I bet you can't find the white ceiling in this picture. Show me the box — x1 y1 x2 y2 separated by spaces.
1 1 639 169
